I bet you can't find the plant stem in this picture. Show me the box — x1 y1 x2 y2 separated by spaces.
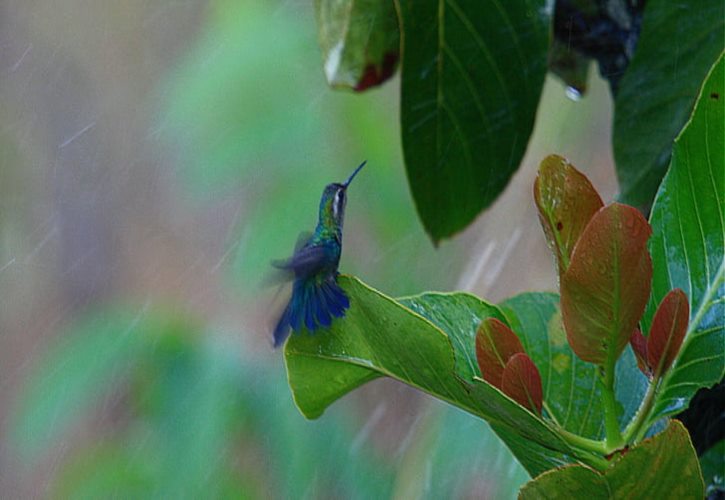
623 376 660 443
600 366 624 451
556 427 608 455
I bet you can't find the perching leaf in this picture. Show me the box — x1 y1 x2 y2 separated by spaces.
284 276 582 472
395 0 550 242
643 54 725 422
613 0 724 207
475 318 524 389
501 353 543 414
315 0 400 91
647 289 689 378
561 203 652 365
519 421 704 499
534 155 604 274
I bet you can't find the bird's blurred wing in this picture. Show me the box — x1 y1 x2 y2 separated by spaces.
272 244 327 276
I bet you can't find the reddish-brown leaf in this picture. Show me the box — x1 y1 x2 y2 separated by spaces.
534 155 604 275
475 318 524 389
501 353 543 414
647 289 690 377
629 328 651 376
561 203 653 365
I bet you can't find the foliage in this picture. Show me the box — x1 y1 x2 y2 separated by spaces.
282 54 724 495
314 0 724 240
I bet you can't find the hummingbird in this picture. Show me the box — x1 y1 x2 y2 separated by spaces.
272 161 366 347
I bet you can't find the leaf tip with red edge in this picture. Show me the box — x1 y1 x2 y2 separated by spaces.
647 288 689 377
501 353 543 414
475 318 524 389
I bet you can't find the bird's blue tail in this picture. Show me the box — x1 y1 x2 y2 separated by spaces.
273 278 350 347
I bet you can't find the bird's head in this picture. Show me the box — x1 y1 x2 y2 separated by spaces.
318 161 366 229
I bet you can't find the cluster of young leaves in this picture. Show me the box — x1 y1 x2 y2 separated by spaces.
313 0 724 241
283 53 723 494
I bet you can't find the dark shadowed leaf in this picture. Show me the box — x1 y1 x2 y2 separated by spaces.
613 0 724 207
315 0 400 91
629 328 650 376
647 289 689 378
643 54 725 423
561 203 652 365
396 0 550 242
475 318 524 389
501 353 543 414
534 155 604 274
520 421 704 498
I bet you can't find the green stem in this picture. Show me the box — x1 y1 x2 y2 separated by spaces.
556 427 609 455
600 367 624 451
623 376 660 443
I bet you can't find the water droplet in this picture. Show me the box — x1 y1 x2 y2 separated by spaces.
565 86 582 101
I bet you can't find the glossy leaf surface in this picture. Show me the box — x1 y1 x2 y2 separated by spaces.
315 0 399 91
396 0 549 242
284 276 583 473
520 421 704 498
561 203 652 365
534 155 604 274
613 0 724 207
647 288 689 378
644 54 725 422
475 318 524 389
501 353 543 414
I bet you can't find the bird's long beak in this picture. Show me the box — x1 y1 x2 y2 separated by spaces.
342 160 367 188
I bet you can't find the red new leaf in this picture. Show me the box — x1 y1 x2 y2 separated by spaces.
561 203 653 365
629 328 651 377
475 318 524 389
501 353 543 414
534 155 604 275
647 289 690 378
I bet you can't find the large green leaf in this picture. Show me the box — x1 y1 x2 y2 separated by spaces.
284 276 581 472
315 0 399 91
643 54 725 423
613 0 724 207
500 293 647 441
395 0 550 242
519 421 704 499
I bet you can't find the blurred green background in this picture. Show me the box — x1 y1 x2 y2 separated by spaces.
0 0 618 497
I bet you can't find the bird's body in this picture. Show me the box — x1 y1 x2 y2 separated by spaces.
272 161 365 347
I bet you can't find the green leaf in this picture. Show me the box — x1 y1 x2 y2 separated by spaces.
561 203 652 365
500 293 648 441
519 421 705 499
284 276 579 469
395 0 550 242
644 54 725 422
315 0 399 91
534 155 604 275
613 1 724 207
